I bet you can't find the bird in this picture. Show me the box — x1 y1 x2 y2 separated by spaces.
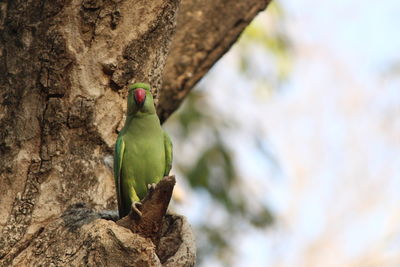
114 82 173 218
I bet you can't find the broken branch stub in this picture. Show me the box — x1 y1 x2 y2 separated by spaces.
116 175 176 245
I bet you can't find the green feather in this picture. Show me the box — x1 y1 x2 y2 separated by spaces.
129 82 151 92
163 131 173 176
114 83 173 218
114 135 125 214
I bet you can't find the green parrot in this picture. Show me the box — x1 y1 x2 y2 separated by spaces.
114 82 173 218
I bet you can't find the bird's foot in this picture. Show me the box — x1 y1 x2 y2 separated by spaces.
147 183 157 195
129 201 143 219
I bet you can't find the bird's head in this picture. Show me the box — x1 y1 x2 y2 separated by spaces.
127 83 155 115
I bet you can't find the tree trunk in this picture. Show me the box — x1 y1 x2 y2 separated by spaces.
0 0 270 266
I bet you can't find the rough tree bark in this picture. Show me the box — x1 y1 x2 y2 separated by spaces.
0 0 270 266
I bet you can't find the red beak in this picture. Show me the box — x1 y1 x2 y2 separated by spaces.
134 88 146 106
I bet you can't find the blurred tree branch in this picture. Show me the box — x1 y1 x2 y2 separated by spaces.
158 0 272 122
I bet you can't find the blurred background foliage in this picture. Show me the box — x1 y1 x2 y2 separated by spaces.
164 2 291 265
166 0 400 265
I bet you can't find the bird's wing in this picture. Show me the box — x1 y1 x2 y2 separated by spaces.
163 130 173 176
114 135 125 216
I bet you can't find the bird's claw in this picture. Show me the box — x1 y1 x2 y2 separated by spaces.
147 183 157 195
129 201 143 219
